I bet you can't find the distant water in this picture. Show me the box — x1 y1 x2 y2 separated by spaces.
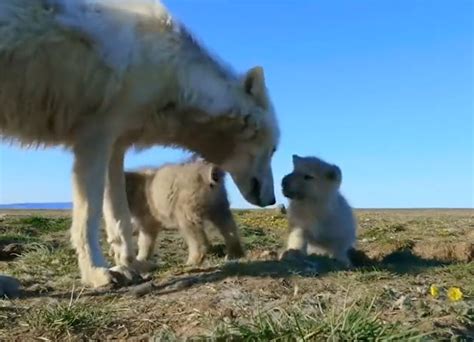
0 202 72 210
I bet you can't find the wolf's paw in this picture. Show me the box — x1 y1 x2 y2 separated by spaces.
82 266 144 289
186 252 206 266
134 259 158 274
108 265 144 287
82 267 114 288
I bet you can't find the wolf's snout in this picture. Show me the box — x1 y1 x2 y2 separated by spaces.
250 177 260 200
248 177 275 207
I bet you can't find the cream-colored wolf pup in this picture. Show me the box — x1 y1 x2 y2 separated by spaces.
125 159 245 267
281 155 356 266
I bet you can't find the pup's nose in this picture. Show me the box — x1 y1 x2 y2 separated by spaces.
269 197 276 205
281 175 289 188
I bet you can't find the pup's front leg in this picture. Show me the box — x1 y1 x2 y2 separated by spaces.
178 220 210 266
135 219 160 273
209 210 245 260
280 226 308 261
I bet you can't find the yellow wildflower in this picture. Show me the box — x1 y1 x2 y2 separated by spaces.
429 285 439 298
447 287 463 301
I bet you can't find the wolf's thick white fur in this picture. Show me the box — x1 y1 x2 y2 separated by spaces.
0 0 279 288
282 155 356 266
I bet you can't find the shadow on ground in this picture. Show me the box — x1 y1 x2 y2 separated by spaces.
20 245 469 300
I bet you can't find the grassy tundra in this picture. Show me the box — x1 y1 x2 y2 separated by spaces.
0 209 472 340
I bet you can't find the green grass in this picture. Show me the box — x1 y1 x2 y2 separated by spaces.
7 243 78 287
0 232 37 244
209 299 429 341
433 263 474 295
24 295 113 338
0 216 70 244
9 216 71 234
240 225 283 250
0 210 472 340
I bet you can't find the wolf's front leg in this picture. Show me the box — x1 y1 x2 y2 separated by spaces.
102 144 143 280
71 134 114 288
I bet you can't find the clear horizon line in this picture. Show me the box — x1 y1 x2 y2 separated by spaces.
0 201 472 210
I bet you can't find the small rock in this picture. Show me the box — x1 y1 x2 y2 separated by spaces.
0 243 24 260
0 275 21 299
393 295 407 310
293 284 299 297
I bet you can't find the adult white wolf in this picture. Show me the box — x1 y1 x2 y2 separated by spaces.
0 0 280 288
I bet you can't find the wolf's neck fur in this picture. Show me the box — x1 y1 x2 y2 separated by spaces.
165 112 241 165
133 108 243 165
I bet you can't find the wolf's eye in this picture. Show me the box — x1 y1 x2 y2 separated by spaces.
304 174 314 180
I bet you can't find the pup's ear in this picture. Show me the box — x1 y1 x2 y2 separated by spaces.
325 165 342 183
292 154 302 166
209 165 225 187
243 66 268 108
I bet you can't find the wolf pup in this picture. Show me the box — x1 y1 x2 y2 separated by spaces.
125 159 245 268
280 155 356 266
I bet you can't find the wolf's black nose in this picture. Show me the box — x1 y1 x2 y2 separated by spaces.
251 177 260 199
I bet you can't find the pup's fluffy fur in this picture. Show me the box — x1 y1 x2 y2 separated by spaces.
281 155 356 266
125 159 245 267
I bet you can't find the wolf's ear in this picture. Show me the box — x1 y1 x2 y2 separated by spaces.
243 66 268 108
209 165 224 187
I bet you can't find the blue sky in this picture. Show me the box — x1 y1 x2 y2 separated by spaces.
0 0 472 208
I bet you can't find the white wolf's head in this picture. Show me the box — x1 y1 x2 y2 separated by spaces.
219 66 280 207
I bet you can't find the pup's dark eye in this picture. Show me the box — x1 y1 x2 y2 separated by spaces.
271 147 277 155
325 171 337 181
304 174 314 180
